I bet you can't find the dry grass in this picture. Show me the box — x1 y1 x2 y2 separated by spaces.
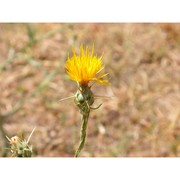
0 23 180 157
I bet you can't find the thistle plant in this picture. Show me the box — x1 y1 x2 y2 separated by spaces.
65 45 110 157
6 127 36 157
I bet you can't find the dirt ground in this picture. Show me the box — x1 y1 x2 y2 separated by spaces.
0 23 180 157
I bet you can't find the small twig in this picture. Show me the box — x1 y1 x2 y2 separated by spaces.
0 48 16 73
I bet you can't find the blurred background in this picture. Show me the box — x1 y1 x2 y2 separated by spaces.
0 23 180 157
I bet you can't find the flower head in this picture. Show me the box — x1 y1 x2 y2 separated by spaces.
65 45 109 86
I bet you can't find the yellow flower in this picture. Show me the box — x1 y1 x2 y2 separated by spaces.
65 45 109 86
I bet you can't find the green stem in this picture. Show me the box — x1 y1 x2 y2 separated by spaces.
74 109 90 157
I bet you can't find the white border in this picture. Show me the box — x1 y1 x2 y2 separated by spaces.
1 158 180 180
0 0 180 22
